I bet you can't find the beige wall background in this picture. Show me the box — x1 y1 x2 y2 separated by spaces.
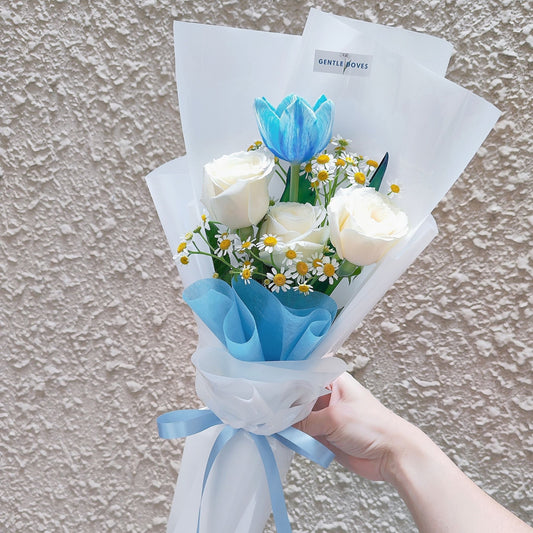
1 1 531 531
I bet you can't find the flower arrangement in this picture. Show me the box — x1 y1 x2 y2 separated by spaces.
176 94 409 300
146 10 500 533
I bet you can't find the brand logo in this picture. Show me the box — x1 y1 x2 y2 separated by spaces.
314 50 372 76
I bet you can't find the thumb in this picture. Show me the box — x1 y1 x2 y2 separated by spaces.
294 408 333 437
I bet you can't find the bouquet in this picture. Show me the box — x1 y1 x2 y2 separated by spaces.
146 9 500 533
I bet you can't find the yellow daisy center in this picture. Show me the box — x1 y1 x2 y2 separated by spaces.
298 285 310 294
316 154 330 164
255 140 262 146
285 249 297 260
273 273 286 286
264 236 277 247
304 163 312 173
243 260 252 268
390 184 400 193
201 214 207 222
335 159 345 167
323 263 336 277
180 256 189 265
241 241 251 249
219 239 231 250
318 170 329 182
312 257 323 268
177 242 187 253
247 144 255 151
296 261 308 276
367 159 378 168
242 268 252 280
354 172 366 185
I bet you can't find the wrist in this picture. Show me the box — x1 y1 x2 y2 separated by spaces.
380 416 439 488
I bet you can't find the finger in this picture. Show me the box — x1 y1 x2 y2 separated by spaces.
294 408 334 437
332 372 368 403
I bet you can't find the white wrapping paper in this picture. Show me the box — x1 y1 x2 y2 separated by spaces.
146 11 500 533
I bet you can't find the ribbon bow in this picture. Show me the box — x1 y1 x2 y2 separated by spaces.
158 409 335 533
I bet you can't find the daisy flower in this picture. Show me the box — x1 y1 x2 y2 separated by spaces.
238 239 255 254
347 166 368 186
330 135 352 150
309 163 335 187
215 231 234 257
291 260 311 283
388 183 401 195
302 161 313 174
282 247 302 266
334 157 347 168
239 262 256 284
173 240 190 263
314 153 332 165
295 283 314 296
173 246 190 265
309 252 325 275
257 233 281 254
176 240 188 254
318 256 339 285
266 267 292 293
343 153 363 167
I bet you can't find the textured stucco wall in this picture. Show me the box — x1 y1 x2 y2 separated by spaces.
0 1 531 532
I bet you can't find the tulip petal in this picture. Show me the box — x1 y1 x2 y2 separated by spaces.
313 98 335 154
254 97 283 159
276 94 298 115
313 94 328 112
279 97 317 162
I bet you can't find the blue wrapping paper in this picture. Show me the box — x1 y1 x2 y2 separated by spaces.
183 278 337 362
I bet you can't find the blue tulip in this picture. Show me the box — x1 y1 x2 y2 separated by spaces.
254 94 335 164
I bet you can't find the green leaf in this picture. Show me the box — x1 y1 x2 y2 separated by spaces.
236 226 254 242
337 260 362 278
368 152 388 192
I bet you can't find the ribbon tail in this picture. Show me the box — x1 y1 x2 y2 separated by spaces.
197 426 240 533
250 434 292 533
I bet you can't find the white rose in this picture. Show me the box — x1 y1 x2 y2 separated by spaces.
260 202 329 263
202 150 274 229
328 187 409 266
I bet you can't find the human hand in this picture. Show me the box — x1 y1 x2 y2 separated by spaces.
296 373 533 533
294 372 413 482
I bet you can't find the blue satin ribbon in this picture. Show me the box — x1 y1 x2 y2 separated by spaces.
157 409 335 533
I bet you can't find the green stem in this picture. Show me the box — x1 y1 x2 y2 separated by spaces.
190 249 233 269
275 169 286 185
290 163 300 202
197 230 216 252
